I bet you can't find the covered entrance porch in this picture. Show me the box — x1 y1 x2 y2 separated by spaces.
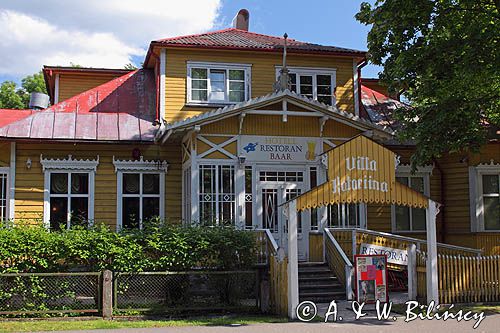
156 90 392 262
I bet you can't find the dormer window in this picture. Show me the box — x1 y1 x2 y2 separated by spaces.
187 62 251 105
276 67 336 106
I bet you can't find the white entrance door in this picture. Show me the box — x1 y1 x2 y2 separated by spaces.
256 170 309 261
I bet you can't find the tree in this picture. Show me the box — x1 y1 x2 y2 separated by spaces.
20 71 47 106
356 0 500 166
0 71 47 109
0 81 25 109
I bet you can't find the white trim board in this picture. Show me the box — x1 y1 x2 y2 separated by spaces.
113 156 168 230
469 160 500 232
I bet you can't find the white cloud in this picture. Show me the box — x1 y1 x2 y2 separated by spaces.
0 0 222 77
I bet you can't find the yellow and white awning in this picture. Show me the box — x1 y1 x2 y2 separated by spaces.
296 135 429 211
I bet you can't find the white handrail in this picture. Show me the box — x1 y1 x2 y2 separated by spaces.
324 228 354 300
330 227 482 254
324 228 352 267
255 228 279 254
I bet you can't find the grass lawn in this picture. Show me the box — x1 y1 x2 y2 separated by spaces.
0 315 288 332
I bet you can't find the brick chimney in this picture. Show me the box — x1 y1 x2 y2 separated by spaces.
232 9 249 31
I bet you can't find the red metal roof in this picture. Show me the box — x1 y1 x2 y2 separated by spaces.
0 109 33 128
149 28 365 57
361 84 406 130
0 69 158 142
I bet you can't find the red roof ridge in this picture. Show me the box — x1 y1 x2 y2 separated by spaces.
154 27 311 46
229 28 302 42
154 27 237 43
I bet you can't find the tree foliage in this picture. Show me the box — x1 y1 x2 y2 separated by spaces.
0 71 47 109
0 81 25 109
356 0 500 165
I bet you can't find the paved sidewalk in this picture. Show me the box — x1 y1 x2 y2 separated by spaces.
36 314 500 333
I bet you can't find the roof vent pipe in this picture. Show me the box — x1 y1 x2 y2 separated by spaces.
29 92 50 110
232 9 249 31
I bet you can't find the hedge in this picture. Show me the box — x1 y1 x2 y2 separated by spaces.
0 221 257 273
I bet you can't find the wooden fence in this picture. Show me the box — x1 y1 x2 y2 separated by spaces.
415 251 500 304
258 229 288 316
324 229 353 299
438 254 500 304
416 250 427 302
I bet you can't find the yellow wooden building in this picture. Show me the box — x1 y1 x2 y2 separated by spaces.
0 9 498 261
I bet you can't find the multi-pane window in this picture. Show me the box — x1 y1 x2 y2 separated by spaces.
0 171 8 223
282 68 336 105
121 173 161 229
188 63 250 104
482 174 500 230
48 172 90 230
327 203 363 228
259 171 303 182
393 176 427 231
285 188 302 233
199 165 236 225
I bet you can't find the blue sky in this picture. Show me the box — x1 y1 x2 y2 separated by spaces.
216 0 381 77
0 0 380 84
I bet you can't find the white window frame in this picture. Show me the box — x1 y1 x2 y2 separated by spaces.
391 165 432 233
275 66 337 105
113 156 167 231
0 167 9 224
198 163 237 225
469 161 500 232
187 61 252 105
40 155 99 229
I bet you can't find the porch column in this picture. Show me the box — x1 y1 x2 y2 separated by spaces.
287 200 299 319
425 199 439 304
235 165 245 229
190 139 199 223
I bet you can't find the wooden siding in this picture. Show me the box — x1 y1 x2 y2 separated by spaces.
367 147 443 235
58 73 125 102
165 48 356 123
309 233 324 262
14 143 181 226
366 144 500 255
199 114 362 138
0 142 10 167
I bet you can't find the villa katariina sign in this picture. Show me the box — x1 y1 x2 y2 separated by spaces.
296 135 429 211
331 156 389 194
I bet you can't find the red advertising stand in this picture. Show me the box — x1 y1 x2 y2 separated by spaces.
354 254 389 304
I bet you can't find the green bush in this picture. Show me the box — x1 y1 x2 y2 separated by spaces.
0 221 257 273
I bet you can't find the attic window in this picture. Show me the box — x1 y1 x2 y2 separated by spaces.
187 62 251 105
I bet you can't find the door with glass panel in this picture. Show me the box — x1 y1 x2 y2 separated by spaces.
257 170 309 261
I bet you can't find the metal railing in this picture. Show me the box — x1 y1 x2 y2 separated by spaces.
113 270 259 313
0 272 101 315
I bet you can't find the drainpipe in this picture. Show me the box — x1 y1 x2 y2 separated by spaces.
433 158 445 243
355 59 367 117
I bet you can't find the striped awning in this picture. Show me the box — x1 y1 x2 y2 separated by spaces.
296 135 429 211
